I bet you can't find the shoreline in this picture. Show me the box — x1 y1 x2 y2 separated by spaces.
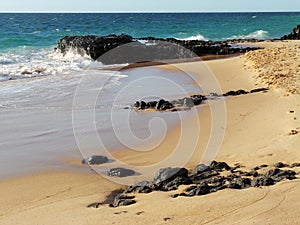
0 40 299 224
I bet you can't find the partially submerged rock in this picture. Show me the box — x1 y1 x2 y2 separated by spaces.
281 24 300 40
132 88 268 112
82 155 109 165
56 34 260 64
107 168 136 178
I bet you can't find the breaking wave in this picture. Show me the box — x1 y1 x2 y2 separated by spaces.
177 34 208 41
229 30 269 40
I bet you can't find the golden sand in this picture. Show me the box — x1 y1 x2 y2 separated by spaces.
244 41 300 94
0 41 299 225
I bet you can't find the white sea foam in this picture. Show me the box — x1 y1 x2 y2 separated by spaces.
0 48 97 81
177 34 208 41
229 30 269 40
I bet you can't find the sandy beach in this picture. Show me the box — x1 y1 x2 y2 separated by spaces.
0 40 300 225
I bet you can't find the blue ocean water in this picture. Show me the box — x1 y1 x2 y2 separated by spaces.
0 12 300 79
1 12 300 51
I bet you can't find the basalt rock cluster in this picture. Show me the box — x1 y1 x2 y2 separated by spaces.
107 161 299 207
133 88 268 112
56 34 260 64
281 24 300 40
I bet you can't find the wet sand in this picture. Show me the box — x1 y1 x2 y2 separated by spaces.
0 40 300 225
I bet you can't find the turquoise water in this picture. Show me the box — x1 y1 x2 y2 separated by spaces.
0 12 300 79
1 12 300 51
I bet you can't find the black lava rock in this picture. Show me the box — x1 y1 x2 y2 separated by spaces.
270 170 297 182
186 183 211 196
250 88 269 93
134 101 140 108
83 155 109 165
125 181 157 194
56 34 260 64
191 94 207 105
251 176 274 187
290 163 300 168
223 89 249 96
210 161 231 171
105 161 299 207
191 170 220 183
281 25 300 40
159 102 174 111
229 178 252 189
253 164 268 170
274 162 289 168
192 164 210 175
161 175 192 191
156 99 166 110
56 34 133 61
109 194 136 207
139 101 147 110
147 101 158 109
183 97 194 108
153 167 190 189
107 168 136 177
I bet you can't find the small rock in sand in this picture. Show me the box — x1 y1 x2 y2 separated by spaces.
82 155 109 165
107 168 136 177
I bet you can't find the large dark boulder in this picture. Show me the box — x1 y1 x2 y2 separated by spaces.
56 34 133 60
153 167 192 191
153 167 188 185
192 164 210 175
281 25 300 40
210 161 231 171
56 34 260 64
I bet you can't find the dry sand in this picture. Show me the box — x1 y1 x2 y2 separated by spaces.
0 41 299 225
244 40 300 94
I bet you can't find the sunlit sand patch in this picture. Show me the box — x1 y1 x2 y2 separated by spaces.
244 45 300 94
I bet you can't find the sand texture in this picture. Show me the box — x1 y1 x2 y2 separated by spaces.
0 41 299 225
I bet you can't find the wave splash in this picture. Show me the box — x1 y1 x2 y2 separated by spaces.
229 30 269 40
176 30 269 41
0 48 103 81
177 34 208 41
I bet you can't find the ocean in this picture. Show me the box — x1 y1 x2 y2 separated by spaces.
1 12 300 80
0 12 299 179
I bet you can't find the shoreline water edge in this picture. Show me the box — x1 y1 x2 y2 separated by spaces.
0 14 300 224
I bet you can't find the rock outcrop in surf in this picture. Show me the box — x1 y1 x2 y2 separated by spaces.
281 24 300 40
56 34 260 64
